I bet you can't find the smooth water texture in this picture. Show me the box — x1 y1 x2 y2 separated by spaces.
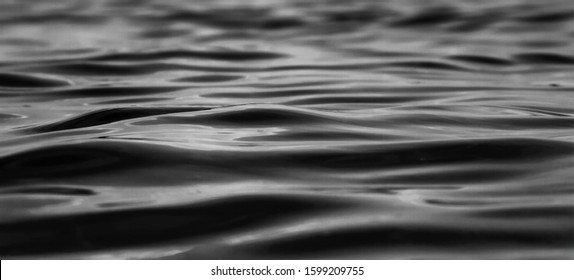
0 0 573 259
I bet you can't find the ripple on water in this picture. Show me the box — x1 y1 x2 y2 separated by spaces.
1 0 573 259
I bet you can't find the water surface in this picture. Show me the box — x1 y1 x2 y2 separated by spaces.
0 0 573 259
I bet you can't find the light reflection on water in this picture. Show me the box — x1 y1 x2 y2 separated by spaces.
0 0 573 259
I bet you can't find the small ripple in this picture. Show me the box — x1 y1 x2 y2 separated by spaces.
382 167 525 184
0 73 71 88
382 113 574 130
41 86 188 98
26 62 179 76
172 75 243 83
91 49 287 62
513 53 574 65
390 6 460 27
513 10 574 23
205 86 502 99
384 61 470 71
446 55 515 66
447 12 501 32
472 205 574 219
93 97 172 105
424 198 499 207
136 105 349 128
283 94 433 106
0 186 96 196
28 106 213 133
143 9 306 32
259 17 306 30
0 113 24 120
137 28 191 39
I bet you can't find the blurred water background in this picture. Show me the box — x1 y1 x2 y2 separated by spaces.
0 0 573 259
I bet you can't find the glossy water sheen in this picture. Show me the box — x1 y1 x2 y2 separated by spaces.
0 0 573 259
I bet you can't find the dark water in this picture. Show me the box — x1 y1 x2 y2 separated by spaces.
1 0 573 259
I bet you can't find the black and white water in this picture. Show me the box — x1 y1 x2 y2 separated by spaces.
1 0 573 259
